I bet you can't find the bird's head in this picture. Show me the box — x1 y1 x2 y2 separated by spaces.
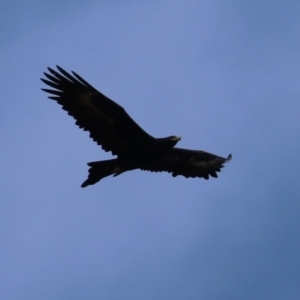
169 135 181 143
167 135 181 148
155 135 181 153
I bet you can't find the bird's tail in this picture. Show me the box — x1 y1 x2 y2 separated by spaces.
81 159 121 188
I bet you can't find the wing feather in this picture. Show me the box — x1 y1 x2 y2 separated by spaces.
141 148 232 179
41 66 154 155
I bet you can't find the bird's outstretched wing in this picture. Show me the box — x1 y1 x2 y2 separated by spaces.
41 66 154 155
141 148 232 179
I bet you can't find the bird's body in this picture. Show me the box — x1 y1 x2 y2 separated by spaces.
41 66 231 187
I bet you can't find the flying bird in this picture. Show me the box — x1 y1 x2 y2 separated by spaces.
41 66 232 187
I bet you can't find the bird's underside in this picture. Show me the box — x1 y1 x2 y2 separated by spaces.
41 66 232 187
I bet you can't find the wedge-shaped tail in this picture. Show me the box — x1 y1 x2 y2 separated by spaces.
81 159 121 187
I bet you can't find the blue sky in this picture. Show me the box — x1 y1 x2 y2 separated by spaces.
1 1 300 299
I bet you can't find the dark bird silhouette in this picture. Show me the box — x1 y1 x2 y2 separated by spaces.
41 66 232 187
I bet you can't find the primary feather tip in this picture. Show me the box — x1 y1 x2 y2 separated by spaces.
226 154 232 162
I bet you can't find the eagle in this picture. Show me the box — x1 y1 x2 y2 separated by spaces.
41 66 232 187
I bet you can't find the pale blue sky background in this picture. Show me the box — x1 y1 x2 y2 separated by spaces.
1 1 300 299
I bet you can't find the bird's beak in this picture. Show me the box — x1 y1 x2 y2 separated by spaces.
172 136 181 141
